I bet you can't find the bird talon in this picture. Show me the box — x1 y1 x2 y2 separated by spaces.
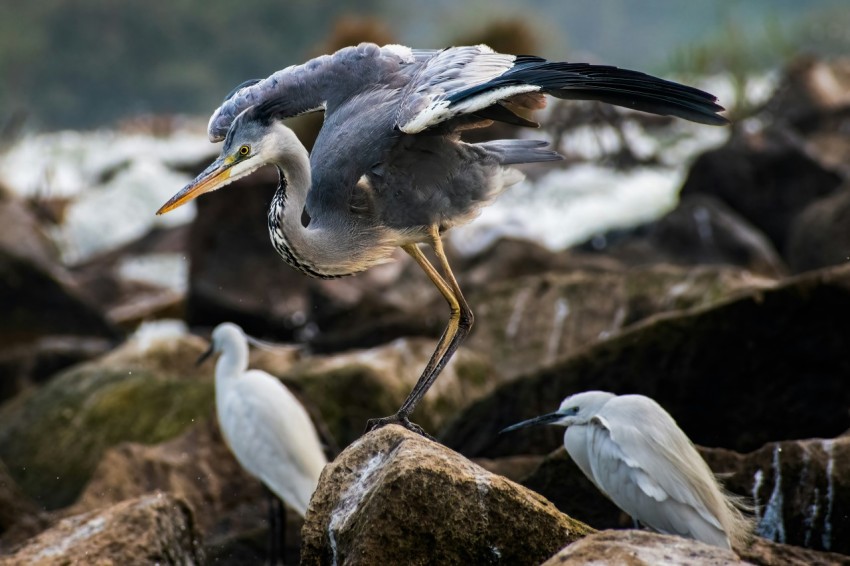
365 414 435 440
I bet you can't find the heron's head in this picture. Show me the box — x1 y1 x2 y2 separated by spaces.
157 107 294 215
500 391 616 433
197 322 247 365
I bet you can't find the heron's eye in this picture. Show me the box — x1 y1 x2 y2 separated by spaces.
238 145 250 156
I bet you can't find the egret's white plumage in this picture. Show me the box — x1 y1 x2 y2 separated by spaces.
207 322 327 516
503 391 752 549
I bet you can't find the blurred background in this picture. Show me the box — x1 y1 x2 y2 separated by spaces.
2 0 848 129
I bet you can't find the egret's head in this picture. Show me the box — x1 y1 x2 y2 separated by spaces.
500 391 616 433
157 107 283 215
196 322 246 365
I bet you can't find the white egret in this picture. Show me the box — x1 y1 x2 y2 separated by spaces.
502 391 752 549
199 322 328 561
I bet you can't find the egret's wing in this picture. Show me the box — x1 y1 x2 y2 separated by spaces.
218 371 327 516
396 50 727 134
207 43 420 142
585 415 728 546
593 397 730 533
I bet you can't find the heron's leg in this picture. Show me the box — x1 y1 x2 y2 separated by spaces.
266 487 284 565
365 226 474 437
399 227 473 414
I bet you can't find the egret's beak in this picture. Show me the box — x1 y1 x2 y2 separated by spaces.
196 344 215 366
500 411 564 434
157 155 235 215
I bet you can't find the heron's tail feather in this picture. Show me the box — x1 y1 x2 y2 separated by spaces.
449 57 728 126
479 139 563 165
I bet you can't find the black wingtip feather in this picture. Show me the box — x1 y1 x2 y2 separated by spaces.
448 60 729 126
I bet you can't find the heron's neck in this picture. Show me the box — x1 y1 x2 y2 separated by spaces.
266 129 392 278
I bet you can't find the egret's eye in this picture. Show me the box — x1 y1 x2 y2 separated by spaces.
238 145 250 156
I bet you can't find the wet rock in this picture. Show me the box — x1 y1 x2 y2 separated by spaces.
581 194 786 277
287 337 495 446
680 132 843 254
0 332 214 509
465 264 773 383
442 264 850 458
2 492 203 565
301 425 592 565
541 530 747 565
787 186 850 273
700 436 850 556
71 419 305 565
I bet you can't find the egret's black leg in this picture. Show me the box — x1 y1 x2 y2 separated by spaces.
365 226 474 438
265 487 285 565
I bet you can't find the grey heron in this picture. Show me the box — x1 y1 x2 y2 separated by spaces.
159 43 728 435
502 391 752 549
198 322 327 560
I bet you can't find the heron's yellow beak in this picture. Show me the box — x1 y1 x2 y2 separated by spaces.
156 155 235 215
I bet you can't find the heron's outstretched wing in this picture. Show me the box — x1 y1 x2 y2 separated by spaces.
219 370 327 516
586 397 730 544
396 51 728 134
207 43 422 142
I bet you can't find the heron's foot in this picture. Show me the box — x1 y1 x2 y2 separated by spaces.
365 413 435 440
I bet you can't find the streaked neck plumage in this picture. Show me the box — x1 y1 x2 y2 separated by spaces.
264 123 394 278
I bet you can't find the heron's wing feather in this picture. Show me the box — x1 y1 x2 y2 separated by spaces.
207 43 419 142
397 53 727 133
218 371 327 515
597 397 727 530
395 45 523 133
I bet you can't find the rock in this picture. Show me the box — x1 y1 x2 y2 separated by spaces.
680 132 843 254
465 264 774 381
301 425 592 566
442 264 850 458
2 492 204 565
787 186 850 273
700 436 850 556
581 194 786 277
71 419 305 565
541 530 747 565
0 332 215 509
739 537 850 566
287 337 495 446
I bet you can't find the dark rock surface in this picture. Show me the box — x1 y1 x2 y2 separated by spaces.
442 264 850 458
301 425 592 566
787 185 850 273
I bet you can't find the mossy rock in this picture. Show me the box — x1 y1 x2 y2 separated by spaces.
0 335 213 509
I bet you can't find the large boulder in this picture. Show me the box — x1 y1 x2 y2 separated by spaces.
2 493 204 565
442 264 850 458
301 425 592 565
680 132 843 254
0 332 214 509
700 436 850 556
466 264 773 381
581 194 786 277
